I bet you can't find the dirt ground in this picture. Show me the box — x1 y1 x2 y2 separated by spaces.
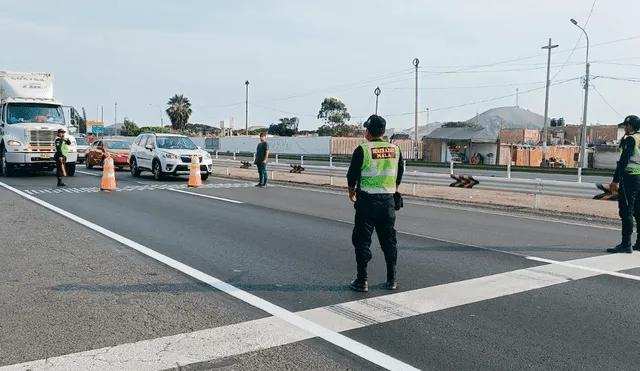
211 166 619 220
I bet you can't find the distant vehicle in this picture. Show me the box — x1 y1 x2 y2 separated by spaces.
128 132 212 181
0 71 79 176
85 139 131 170
75 136 89 164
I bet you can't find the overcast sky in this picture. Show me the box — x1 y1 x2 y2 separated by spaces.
1 0 638 131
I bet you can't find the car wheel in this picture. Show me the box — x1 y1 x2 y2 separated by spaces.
153 160 164 181
201 172 209 181
130 158 141 177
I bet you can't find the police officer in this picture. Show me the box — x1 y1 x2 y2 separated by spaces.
347 114 404 292
607 115 640 254
54 128 71 187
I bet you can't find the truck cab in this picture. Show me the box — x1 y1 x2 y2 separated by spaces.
0 71 78 177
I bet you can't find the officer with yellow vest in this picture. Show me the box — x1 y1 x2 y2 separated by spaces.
54 128 71 187
347 114 404 292
608 115 640 253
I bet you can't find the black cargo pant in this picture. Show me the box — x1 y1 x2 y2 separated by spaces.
54 154 66 180
352 192 397 281
618 172 640 246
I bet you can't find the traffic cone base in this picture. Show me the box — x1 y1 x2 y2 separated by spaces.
188 155 202 188
101 155 117 191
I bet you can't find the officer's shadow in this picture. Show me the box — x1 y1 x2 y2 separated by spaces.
400 244 599 253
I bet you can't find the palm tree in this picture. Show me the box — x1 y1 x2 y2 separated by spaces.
166 94 193 130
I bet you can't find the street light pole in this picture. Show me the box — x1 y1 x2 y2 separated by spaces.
245 80 250 136
413 58 420 160
571 18 590 169
374 87 381 115
541 38 559 166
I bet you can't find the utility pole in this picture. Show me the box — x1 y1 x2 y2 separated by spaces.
245 80 250 136
426 108 430 127
541 38 559 166
101 105 104 139
571 18 590 169
114 102 118 137
516 88 519 107
374 87 381 115
413 58 420 160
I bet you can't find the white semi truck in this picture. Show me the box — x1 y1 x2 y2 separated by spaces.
0 71 79 177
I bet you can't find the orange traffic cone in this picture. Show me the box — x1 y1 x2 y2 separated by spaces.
188 154 202 188
100 154 117 191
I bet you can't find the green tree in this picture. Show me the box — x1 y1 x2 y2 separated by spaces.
268 117 299 136
317 98 351 126
166 94 192 130
122 117 139 136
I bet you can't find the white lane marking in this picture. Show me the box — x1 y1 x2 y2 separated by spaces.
0 317 314 371
527 256 640 282
268 183 619 231
167 188 244 204
300 253 640 333
0 181 420 371
76 170 101 177
5 249 638 370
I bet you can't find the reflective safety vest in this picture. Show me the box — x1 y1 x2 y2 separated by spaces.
359 141 400 194
61 141 69 157
623 133 640 175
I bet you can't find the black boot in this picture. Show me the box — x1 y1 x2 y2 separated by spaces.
350 265 368 292
607 243 632 254
386 264 398 290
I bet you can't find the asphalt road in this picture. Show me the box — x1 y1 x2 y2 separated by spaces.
1 166 639 371
217 154 613 184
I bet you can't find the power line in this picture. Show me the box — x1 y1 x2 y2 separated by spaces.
592 83 623 118
384 80 546 90
551 0 597 81
385 77 579 117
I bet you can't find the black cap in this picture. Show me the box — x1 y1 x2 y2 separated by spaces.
57 128 66 133
363 115 386 133
619 115 640 129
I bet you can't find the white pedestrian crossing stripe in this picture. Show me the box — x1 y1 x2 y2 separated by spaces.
22 182 252 195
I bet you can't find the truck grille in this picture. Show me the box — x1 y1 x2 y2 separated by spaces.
180 155 203 163
29 130 57 147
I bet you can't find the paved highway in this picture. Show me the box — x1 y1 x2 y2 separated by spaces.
216 154 613 184
1 168 638 371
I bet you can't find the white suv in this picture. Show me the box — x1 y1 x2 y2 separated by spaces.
128 132 212 181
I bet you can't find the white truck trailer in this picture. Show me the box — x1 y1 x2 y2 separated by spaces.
0 71 79 177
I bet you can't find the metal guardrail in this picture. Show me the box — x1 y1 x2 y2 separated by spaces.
211 159 616 207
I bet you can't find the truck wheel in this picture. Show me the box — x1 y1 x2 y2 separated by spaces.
66 162 76 177
1 148 15 177
201 172 209 181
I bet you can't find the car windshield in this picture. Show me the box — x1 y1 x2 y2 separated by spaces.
76 138 88 145
6 103 64 124
156 136 197 150
105 141 130 150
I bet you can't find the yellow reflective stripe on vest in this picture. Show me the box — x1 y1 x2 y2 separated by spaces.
61 141 69 157
359 141 399 194
624 133 640 174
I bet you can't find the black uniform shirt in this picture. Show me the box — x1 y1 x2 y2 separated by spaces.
347 140 405 189
614 135 636 183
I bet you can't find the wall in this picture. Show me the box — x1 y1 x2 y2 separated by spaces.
498 144 580 167
331 137 423 160
470 143 498 164
499 129 542 144
550 125 622 144
207 136 332 155
422 138 441 162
